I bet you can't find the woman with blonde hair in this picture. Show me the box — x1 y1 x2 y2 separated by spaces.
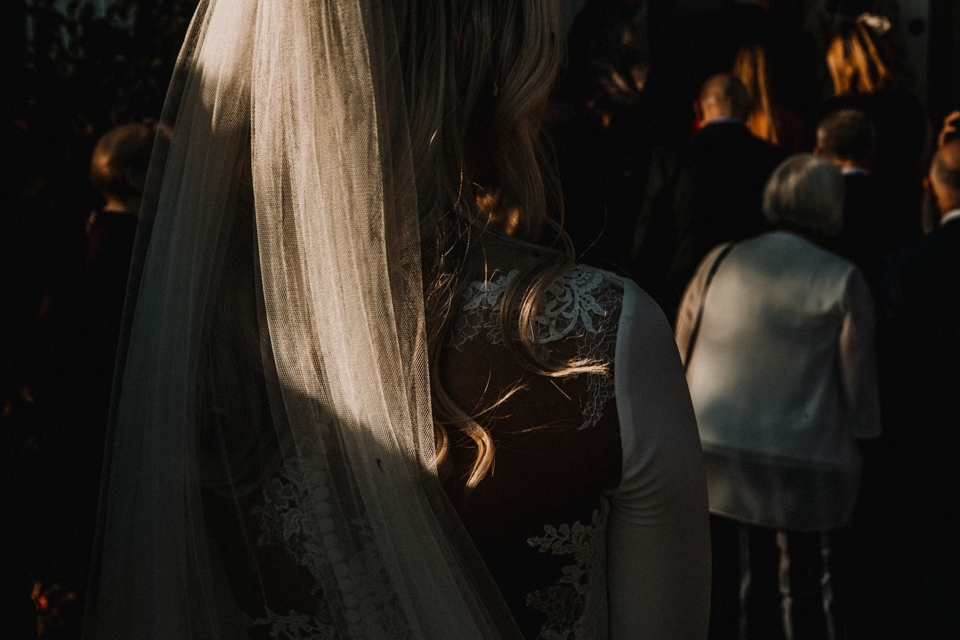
83 0 711 638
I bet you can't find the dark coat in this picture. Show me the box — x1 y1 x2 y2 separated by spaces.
823 89 929 234
632 121 787 322
875 217 960 638
828 171 894 295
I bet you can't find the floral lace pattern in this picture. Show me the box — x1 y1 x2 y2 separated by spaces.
245 265 625 639
248 454 411 640
248 607 334 640
526 500 610 640
451 266 622 429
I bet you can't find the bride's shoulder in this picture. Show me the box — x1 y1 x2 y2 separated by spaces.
454 260 625 349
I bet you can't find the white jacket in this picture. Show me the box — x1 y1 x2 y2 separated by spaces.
676 231 881 531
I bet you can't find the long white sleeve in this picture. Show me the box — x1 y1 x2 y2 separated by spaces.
606 279 711 639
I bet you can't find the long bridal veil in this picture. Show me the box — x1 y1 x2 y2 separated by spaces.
84 0 522 637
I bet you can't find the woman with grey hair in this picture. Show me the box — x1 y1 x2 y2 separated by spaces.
675 154 881 639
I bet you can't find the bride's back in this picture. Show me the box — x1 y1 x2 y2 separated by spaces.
88 1 709 637
393 3 712 633
439 245 625 637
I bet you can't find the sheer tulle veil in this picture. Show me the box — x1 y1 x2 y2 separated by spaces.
84 0 525 637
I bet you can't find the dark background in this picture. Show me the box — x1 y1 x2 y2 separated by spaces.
0 1 957 638
1 3 197 638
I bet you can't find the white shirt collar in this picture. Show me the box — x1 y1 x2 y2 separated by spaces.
941 209 960 226
841 166 870 177
702 117 741 127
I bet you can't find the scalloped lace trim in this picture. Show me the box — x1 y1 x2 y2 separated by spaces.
450 266 620 429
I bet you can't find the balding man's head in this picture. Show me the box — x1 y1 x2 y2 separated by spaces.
930 140 960 215
698 74 750 124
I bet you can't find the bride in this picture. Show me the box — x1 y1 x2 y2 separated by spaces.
84 0 709 638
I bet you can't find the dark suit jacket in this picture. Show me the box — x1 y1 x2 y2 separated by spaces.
632 121 787 322
829 172 882 294
877 217 960 634
831 170 929 299
880 215 960 452
823 89 928 235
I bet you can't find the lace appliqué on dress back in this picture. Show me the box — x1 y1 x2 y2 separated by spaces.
525 499 611 640
450 266 621 429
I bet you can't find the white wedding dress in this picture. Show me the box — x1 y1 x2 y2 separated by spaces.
86 2 709 637
224 263 710 640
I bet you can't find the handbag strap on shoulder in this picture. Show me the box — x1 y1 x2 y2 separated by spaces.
684 242 736 370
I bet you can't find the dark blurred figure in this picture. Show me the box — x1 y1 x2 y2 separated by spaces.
823 17 929 241
814 108 888 292
877 136 960 640
31 122 153 627
52 122 152 436
816 107 908 640
547 0 652 274
82 123 152 337
643 0 820 148
631 73 786 322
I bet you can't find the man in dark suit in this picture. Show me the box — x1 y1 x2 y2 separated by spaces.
814 108 887 292
632 73 787 323
877 138 960 639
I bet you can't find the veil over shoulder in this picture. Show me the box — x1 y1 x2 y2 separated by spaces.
85 0 713 638
84 0 522 637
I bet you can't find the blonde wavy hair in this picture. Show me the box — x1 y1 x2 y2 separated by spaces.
397 0 603 491
198 0 590 496
826 21 890 95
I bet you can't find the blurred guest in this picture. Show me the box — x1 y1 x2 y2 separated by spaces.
76 120 153 433
632 73 786 323
878 138 960 640
548 0 652 274
642 0 819 147
814 108 889 291
61 122 153 402
677 154 881 640
36 122 154 604
85 122 153 298
824 16 928 243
